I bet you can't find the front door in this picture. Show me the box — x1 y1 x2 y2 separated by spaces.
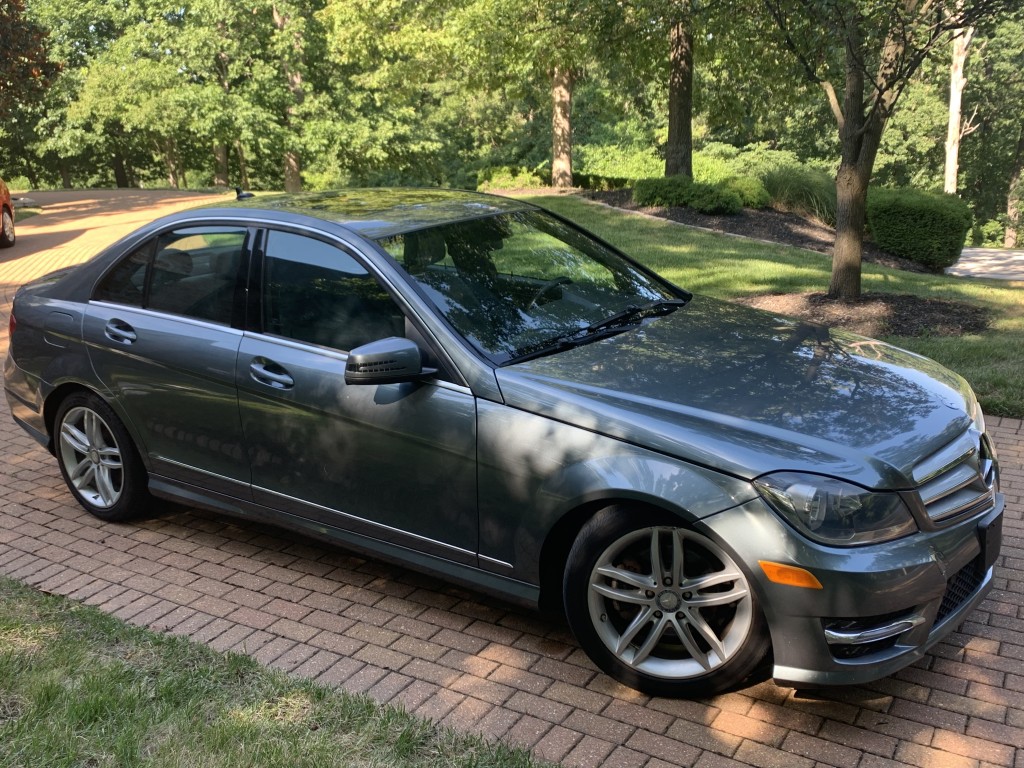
234 229 478 562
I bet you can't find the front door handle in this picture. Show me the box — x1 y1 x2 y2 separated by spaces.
249 358 295 390
104 319 137 344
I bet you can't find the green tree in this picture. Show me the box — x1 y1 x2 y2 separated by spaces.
762 0 1014 299
448 0 624 188
1 0 58 184
0 0 54 122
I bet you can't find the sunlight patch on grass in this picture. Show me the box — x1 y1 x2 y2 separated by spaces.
231 692 315 726
0 624 59 655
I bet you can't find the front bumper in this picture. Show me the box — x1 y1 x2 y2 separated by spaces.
702 494 1003 688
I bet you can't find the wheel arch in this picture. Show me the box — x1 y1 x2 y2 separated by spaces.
43 382 95 452
536 495 699 617
43 382 147 466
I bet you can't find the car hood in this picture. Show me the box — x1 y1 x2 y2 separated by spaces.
495 296 974 489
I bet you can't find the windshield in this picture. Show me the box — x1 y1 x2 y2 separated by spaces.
377 210 684 364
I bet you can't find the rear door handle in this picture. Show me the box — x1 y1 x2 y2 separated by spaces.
104 319 137 344
249 358 295 389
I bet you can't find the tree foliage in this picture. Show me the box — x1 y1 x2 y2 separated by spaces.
0 0 56 126
0 0 1019 272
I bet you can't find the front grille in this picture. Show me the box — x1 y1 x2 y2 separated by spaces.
936 556 985 624
913 431 997 525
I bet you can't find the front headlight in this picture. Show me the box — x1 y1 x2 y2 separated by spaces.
754 472 917 546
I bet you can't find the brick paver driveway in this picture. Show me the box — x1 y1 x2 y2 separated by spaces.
1 190 1022 768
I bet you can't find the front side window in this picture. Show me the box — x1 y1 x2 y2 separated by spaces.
261 230 404 351
94 227 248 325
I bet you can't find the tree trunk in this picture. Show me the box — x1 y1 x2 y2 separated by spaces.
59 161 71 189
161 140 180 189
944 27 973 194
551 66 573 188
274 4 305 194
826 14 900 300
284 151 302 194
236 141 250 190
214 143 230 187
665 10 694 178
1004 126 1024 248
112 153 129 188
831 161 872 298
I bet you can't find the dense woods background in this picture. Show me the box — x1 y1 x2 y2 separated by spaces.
2 0 1023 281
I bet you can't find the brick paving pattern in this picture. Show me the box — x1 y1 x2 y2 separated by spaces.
1 191 1022 767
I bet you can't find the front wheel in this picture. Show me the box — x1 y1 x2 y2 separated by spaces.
54 392 150 521
0 208 14 248
564 508 770 698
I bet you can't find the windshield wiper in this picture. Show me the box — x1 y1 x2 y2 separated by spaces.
504 298 688 365
583 298 688 334
505 326 632 365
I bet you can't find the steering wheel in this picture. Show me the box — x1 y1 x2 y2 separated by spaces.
527 276 573 308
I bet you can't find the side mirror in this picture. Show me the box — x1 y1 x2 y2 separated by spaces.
344 337 437 385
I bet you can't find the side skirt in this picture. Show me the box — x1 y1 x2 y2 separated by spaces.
148 475 540 610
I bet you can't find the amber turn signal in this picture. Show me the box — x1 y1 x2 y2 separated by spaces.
758 560 824 589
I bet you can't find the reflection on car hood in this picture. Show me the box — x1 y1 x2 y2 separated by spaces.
496 296 974 488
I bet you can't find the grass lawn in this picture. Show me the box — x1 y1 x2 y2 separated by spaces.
0 577 542 768
525 194 1024 419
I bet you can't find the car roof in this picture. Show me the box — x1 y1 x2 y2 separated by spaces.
212 188 537 239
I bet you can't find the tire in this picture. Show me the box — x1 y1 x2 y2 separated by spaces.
563 507 770 698
0 208 14 248
54 392 150 521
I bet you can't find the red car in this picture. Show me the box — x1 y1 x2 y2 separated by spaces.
0 176 15 248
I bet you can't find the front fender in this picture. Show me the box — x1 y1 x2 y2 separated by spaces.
477 400 756 585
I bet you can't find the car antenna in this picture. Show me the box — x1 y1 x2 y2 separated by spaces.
234 186 255 200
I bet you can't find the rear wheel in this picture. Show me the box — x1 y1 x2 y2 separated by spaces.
54 392 149 521
0 209 14 248
564 507 769 698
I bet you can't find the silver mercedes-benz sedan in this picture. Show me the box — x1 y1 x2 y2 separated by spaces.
4 188 1003 698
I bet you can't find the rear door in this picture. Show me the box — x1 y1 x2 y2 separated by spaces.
83 225 253 497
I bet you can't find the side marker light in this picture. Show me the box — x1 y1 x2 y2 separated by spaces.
758 560 824 589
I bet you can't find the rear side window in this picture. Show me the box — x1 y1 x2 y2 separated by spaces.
94 227 249 325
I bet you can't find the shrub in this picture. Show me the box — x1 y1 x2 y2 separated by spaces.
632 176 742 215
632 176 692 207
696 142 804 181
688 184 743 215
5 176 33 193
763 166 837 224
692 154 735 185
721 176 771 209
575 144 662 180
574 173 632 191
867 188 972 271
477 166 548 191
970 219 1005 247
